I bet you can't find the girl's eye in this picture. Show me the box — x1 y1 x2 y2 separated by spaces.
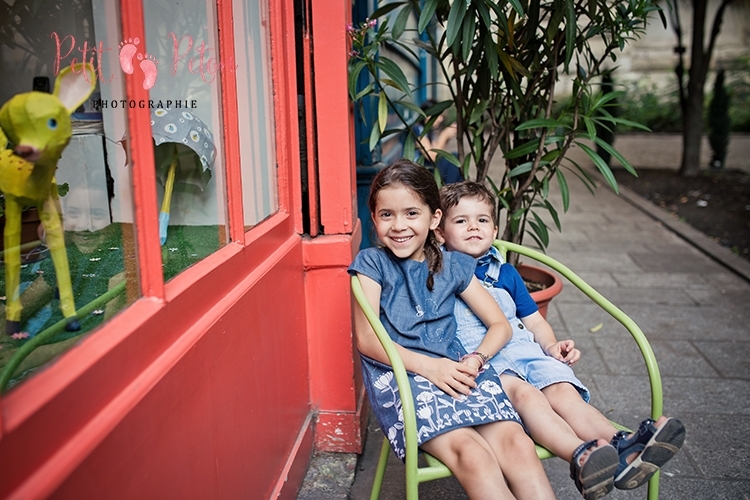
48 118 58 130
407 210 419 217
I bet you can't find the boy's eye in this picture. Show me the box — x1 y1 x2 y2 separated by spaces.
479 217 490 223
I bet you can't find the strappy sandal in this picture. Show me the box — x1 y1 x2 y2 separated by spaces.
611 417 686 490
569 440 619 500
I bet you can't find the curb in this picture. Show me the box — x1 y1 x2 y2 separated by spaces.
599 173 750 284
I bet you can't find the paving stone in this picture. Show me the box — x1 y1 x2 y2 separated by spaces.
678 413 750 480
595 338 719 378
628 252 727 274
611 272 714 289
658 478 750 500
693 340 750 379
546 252 644 273
661 377 750 415
579 286 698 306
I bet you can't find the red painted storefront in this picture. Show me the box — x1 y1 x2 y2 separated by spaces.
0 0 364 498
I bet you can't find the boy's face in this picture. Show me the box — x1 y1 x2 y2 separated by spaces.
439 196 497 258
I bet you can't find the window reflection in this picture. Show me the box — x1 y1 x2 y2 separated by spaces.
0 0 136 391
141 0 228 279
233 0 278 227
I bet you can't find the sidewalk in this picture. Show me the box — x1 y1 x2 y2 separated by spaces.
299 147 750 499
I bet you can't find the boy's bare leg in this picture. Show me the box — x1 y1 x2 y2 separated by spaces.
476 420 555 500
420 427 515 500
500 374 583 461
542 382 619 441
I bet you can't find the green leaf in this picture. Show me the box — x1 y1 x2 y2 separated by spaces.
392 5 411 40
529 211 550 246
607 117 651 131
526 230 547 251
577 142 619 194
348 61 366 100
397 99 427 118
515 118 569 131
446 0 467 47
555 168 570 212
370 2 405 19
461 11 475 62
435 150 461 168
403 133 415 161
583 116 596 138
504 138 540 160
378 93 388 132
476 0 492 28
507 0 525 17
462 154 471 180
509 162 534 177
543 199 562 231
418 0 439 33
424 100 453 117
369 124 381 151
377 58 413 98
565 159 597 195
354 82 375 101
564 0 575 69
592 136 638 176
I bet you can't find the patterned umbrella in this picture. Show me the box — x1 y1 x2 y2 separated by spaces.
151 108 216 245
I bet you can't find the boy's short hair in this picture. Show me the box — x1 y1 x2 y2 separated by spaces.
439 181 498 225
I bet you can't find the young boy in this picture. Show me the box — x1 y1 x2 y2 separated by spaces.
438 181 686 497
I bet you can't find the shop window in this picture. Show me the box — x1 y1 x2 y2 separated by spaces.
141 0 229 280
233 0 278 228
0 0 137 390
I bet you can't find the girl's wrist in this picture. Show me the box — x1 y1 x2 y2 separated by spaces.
460 352 490 372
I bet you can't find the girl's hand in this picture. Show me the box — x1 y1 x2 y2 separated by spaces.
421 357 478 399
546 339 581 366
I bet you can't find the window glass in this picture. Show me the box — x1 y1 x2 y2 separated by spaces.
233 0 278 228
0 0 137 390
141 0 228 280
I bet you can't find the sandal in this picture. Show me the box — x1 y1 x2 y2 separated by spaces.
611 417 686 490
569 440 619 500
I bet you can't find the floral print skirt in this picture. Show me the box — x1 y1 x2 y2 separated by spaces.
361 355 521 461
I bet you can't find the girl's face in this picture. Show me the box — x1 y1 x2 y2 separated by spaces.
372 184 441 261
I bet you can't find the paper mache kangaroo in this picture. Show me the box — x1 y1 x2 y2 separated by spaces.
0 63 97 335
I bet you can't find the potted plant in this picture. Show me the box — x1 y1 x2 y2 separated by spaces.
348 0 657 272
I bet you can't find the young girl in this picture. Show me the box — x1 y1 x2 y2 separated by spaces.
350 160 612 499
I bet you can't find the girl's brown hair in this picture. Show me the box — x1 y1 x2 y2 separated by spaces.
368 159 443 291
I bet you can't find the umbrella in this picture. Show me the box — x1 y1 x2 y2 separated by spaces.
151 108 216 245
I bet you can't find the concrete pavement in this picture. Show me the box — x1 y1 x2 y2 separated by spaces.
299 138 750 499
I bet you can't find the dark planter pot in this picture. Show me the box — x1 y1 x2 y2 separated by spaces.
517 263 562 319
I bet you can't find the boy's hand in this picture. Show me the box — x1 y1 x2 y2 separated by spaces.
546 340 581 366
421 357 478 399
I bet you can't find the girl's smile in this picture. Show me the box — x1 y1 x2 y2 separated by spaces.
372 184 441 261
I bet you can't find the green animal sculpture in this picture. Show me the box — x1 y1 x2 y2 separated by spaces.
0 62 97 334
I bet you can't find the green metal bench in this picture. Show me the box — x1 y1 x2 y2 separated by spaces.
351 240 664 500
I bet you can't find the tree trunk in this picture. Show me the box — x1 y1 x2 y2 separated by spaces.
680 78 706 176
678 0 709 177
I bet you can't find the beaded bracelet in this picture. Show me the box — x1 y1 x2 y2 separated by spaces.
460 351 490 373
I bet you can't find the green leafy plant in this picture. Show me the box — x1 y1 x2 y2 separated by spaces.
348 0 660 262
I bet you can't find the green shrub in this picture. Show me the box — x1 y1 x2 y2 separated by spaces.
618 81 682 133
